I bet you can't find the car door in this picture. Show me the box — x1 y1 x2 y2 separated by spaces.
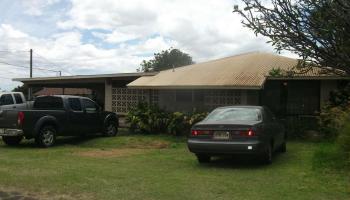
0 94 15 110
67 98 85 135
81 98 101 134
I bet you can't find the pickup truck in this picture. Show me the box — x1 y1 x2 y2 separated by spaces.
0 95 118 147
0 92 31 111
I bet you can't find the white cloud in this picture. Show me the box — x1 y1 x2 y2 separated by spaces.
21 0 61 16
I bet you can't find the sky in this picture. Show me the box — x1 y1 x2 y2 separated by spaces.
0 0 297 91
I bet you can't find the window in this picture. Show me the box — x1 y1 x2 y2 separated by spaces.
14 94 23 104
176 90 192 102
82 99 98 113
33 96 63 110
68 98 82 111
204 107 262 122
0 94 14 105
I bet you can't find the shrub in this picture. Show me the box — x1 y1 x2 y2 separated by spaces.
319 104 350 140
336 115 350 166
126 102 169 134
126 102 208 135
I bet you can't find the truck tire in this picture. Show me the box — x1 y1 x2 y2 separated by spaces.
2 136 23 146
196 154 210 163
104 121 118 137
35 125 57 148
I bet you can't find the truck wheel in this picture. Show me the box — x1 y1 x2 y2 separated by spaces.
196 154 210 163
2 136 23 146
262 144 273 165
35 126 56 148
104 121 118 137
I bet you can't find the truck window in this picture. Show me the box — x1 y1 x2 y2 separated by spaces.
14 94 23 104
0 94 14 105
33 96 63 110
82 99 98 112
68 98 82 111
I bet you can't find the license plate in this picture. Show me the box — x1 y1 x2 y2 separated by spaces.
213 131 230 140
0 129 4 134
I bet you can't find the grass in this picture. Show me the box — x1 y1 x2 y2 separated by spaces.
0 130 349 200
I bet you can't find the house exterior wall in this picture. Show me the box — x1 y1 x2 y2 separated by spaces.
105 80 112 112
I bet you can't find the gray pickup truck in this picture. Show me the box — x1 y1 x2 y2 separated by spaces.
0 95 118 147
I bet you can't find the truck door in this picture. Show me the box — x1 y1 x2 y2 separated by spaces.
67 98 85 135
81 98 101 134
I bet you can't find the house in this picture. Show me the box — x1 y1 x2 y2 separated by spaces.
13 52 349 118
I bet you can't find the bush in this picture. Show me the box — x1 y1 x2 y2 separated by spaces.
126 102 208 135
126 102 169 134
319 104 350 139
336 116 350 166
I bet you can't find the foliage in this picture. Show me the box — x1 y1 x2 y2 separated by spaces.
234 0 350 75
139 48 194 72
126 102 207 135
329 82 350 107
336 116 350 164
319 104 349 139
268 68 283 77
126 102 169 134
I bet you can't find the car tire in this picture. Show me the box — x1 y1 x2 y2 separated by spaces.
279 141 287 153
35 125 56 148
262 144 273 165
196 154 210 163
2 136 23 146
104 121 118 137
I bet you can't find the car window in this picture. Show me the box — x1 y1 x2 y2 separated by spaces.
82 99 98 112
68 98 82 111
204 107 262 122
33 96 63 110
14 94 23 104
0 94 14 105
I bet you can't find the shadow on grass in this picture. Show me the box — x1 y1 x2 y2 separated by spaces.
0 135 103 149
198 152 285 169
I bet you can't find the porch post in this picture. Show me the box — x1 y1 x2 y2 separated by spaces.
105 79 112 112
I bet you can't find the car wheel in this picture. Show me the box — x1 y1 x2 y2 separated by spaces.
2 136 23 146
262 144 272 165
35 126 56 148
279 141 287 153
196 154 210 163
104 121 118 137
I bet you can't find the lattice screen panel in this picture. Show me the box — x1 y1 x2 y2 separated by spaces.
111 88 158 114
204 90 242 109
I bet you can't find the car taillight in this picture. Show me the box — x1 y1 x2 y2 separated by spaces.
17 111 24 126
240 129 255 137
191 130 211 136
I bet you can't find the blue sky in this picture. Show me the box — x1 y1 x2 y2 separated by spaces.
0 0 295 91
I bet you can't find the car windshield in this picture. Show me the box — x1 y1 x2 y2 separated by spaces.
204 107 262 122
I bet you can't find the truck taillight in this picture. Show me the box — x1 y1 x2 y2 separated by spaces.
17 112 24 126
240 129 256 137
191 130 212 136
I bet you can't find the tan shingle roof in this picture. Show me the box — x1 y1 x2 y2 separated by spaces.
128 52 299 89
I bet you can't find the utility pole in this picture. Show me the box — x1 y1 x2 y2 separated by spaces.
28 49 33 100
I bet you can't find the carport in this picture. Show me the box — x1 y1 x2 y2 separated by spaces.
13 72 155 112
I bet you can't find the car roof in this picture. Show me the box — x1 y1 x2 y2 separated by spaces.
36 95 87 99
214 105 264 110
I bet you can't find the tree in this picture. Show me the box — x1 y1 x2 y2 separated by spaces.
139 48 194 72
233 0 350 75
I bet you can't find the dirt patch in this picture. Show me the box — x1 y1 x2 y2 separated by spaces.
75 148 148 158
125 141 170 149
74 140 170 158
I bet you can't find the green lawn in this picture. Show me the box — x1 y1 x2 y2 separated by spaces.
0 131 349 200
